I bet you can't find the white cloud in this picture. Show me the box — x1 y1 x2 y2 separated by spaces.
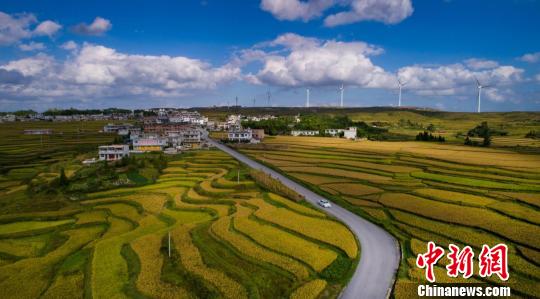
18 41 46 51
244 33 394 88
324 0 413 26
0 11 36 45
60 40 78 50
260 0 413 26
464 58 498 70
260 0 334 21
0 11 62 46
396 62 523 101
33 20 62 37
519 52 540 63
72 17 112 35
2 53 55 76
0 43 240 101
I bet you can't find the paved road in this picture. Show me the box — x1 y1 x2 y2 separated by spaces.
207 139 400 299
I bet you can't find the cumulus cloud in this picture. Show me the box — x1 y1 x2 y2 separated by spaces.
0 11 61 46
0 43 240 101
396 62 523 100
60 40 78 50
464 58 499 70
18 41 46 51
324 0 413 26
0 11 36 45
33 20 62 37
239 33 525 103
242 33 394 88
260 0 413 26
519 52 540 63
72 17 112 35
260 0 334 21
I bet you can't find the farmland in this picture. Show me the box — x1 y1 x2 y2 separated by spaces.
0 149 358 298
236 136 540 298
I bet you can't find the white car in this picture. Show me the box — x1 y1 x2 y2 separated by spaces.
318 199 332 208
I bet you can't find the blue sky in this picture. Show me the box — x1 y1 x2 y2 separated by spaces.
0 0 539 111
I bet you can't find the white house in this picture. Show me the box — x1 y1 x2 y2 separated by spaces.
324 127 357 139
228 129 252 142
343 127 357 139
324 128 344 136
98 145 130 161
291 130 319 136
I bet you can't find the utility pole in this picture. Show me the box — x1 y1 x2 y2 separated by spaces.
168 231 171 258
235 96 238 107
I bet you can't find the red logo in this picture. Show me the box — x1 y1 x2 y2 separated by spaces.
479 244 509 281
446 244 474 279
417 242 509 282
416 241 445 283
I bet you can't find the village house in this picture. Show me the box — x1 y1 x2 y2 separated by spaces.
324 127 357 139
103 123 133 133
98 145 130 161
291 130 319 136
132 135 167 152
228 128 253 142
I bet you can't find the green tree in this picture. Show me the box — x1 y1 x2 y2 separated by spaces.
59 168 69 186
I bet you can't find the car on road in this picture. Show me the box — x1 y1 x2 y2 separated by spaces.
318 199 332 208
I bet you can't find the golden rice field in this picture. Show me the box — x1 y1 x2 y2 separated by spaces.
237 136 540 298
0 149 358 298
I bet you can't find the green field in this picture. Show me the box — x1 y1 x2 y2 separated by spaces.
237 136 540 298
0 148 358 298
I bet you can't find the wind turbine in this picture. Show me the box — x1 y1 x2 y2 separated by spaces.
339 84 344 107
397 78 406 107
306 88 310 108
474 77 491 113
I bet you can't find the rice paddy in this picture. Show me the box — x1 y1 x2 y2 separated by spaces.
0 149 357 298
238 136 540 297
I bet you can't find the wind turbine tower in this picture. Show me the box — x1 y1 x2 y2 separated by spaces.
266 91 271 106
306 88 310 108
339 84 344 107
397 78 406 107
475 77 491 113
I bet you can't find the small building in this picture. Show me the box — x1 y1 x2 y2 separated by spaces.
291 130 319 136
324 127 357 139
23 129 53 135
228 129 252 142
251 129 265 140
133 136 167 152
103 123 133 133
343 127 357 140
324 128 344 137
98 145 130 161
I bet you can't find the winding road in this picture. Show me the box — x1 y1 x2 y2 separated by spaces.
207 138 400 299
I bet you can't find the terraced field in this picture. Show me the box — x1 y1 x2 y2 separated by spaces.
237 136 540 298
0 121 118 173
0 150 358 298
